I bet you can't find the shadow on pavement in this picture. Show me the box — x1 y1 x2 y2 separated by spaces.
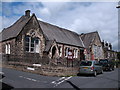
66 80 81 90
1 82 14 90
77 73 95 77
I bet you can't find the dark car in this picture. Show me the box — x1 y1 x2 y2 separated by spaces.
99 59 114 71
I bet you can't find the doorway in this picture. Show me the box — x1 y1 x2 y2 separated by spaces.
52 46 56 59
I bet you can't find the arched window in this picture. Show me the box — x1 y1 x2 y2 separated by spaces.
76 49 78 58
5 44 8 54
5 43 10 54
58 46 62 57
65 47 70 57
8 44 10 54
73 49 76 58
65 47 68 57
73 49 78 58
35 37 40 53
25 35 40 53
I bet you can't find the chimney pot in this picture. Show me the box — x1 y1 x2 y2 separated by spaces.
25 10 30 17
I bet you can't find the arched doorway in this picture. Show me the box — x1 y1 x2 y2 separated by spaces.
52 46 56 59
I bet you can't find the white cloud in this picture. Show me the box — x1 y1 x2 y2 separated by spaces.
1 2 118 50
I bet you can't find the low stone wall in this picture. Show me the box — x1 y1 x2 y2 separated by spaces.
41 66 79 76
4 61 79 76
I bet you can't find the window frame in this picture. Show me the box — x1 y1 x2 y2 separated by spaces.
24 35 40 53
5 43 10 54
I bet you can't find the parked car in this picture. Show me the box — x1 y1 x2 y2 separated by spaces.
99 59 114 71
79 60 103 77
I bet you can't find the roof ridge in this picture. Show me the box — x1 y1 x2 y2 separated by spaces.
38 20 78 35
3 16 24 31
81 31 98 35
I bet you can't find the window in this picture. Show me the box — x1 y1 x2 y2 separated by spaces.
76 49 78 58
58 46 62 57
25 35 40 53
73 49 78 58
73 49 76 58
80 61 92 66
5 44 10 54
52 46 56 59
65 47 69 57
5 44 8 54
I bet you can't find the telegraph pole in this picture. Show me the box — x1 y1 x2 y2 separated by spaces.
116 2 120 52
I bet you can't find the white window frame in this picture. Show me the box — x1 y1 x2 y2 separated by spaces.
5 44 8 54
25 36 40 53
5 44 10 54
73 49 76 58
76 49 78 58
58 46 62 57
65 47 69 57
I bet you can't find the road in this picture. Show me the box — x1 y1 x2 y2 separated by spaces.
1 67 119 89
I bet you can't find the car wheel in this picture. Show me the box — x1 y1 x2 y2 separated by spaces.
110 68 112 71
94 71 97 77
112 68 114 71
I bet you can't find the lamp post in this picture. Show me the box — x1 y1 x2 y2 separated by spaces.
117 3 120 52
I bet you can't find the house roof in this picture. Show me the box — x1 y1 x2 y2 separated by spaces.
0 15 31 41
0 13 84 48
39 20 84 48
80 31 100 49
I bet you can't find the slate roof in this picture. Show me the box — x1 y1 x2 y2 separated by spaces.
0 15 31 41
80 31 99 52
0 14 84 49
44 40 54 52
39 20 84 48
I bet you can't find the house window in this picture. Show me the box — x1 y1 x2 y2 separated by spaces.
73 49 78 58
5 43 10 54
58 46 62 57
73 49 76 58
76 49 78 58
25 35 40 53
65 47 70 57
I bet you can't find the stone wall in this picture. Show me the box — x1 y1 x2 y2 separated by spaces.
6 61 79 76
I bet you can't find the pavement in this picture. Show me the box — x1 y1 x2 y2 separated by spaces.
0 67 119 89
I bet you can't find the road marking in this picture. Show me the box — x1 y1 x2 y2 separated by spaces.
51 77 65 84
0 72 4 74
57 76 72 85
19 76 39 82
52 76 72 87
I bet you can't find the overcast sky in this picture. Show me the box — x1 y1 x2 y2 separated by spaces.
0 0 118 51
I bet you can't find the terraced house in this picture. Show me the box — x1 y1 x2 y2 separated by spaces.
0 10 85 66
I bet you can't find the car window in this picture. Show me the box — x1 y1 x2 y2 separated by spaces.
80 61 92 66
99 60 108 63
94 61 101 66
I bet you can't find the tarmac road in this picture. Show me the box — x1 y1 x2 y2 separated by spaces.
1 67 119 89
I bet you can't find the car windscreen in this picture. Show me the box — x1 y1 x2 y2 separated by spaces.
80 61 92 66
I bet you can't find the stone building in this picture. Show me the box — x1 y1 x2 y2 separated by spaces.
101 41 117 60
0 10 85 66
80 31 104 60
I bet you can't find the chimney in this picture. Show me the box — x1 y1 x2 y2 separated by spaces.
109 43 112 50
101 40 104 47
25 10 30 17
105 41 108 47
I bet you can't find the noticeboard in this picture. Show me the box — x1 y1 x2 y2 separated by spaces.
67 50 73 60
